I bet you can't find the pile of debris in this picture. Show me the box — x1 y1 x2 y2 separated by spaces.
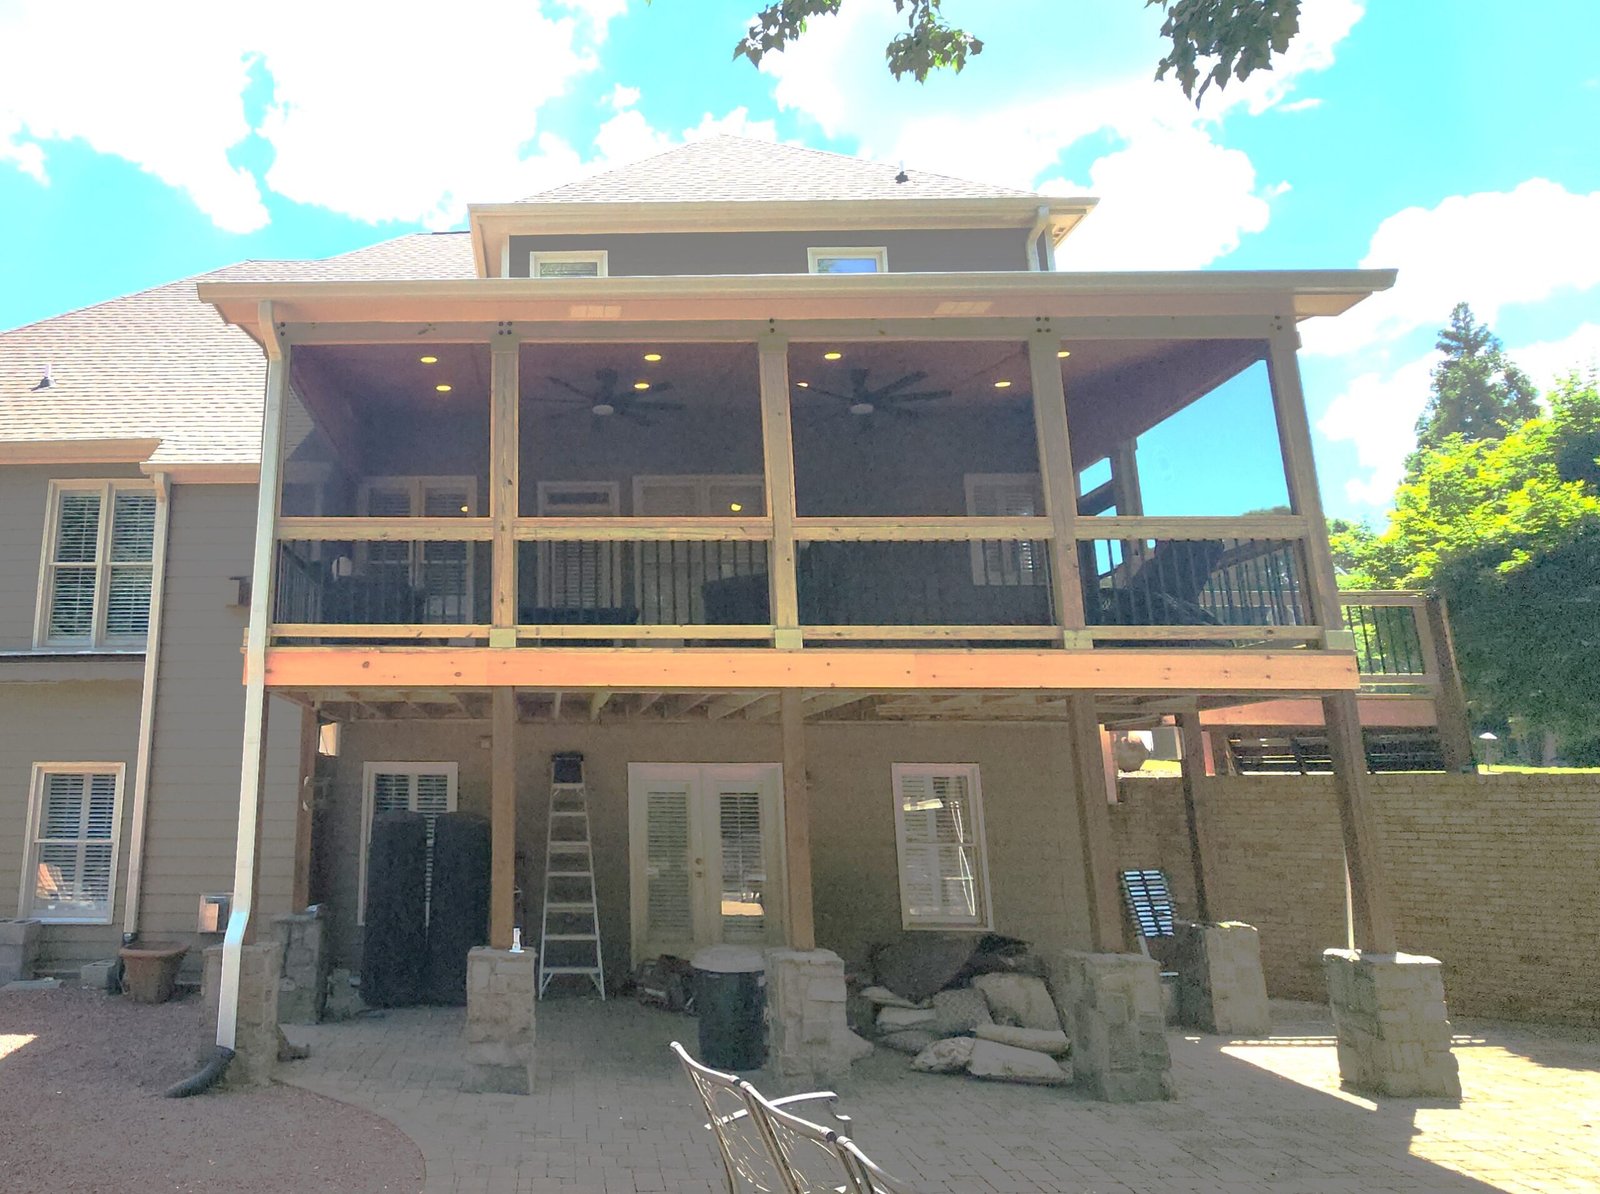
848 934 1071 1086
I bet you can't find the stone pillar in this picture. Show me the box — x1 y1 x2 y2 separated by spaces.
1045 950 1173 1102
0 919 41 984
764 949 871 1081
464 947 536 1094
200 943 283 1087
274 909 329 1024
1323 949 1461 1098
1173 921 1271 1037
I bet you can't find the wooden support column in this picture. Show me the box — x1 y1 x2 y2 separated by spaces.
1323 691 1398 952
291 705 319 911
779 690 816 951
1028 331 1091 648
759 335 802 649
490 686 517 949
489 332 519 648
1425 594 1476 772
1064 696 1125 951
1265 324 1348 647
1175 706 1214 923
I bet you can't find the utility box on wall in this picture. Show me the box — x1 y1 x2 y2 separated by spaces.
198 893 232 934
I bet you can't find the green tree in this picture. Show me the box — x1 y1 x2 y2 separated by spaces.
716 0 1301 99
1413 303 1540 453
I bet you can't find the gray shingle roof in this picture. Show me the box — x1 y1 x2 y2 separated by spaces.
0 234 474 467
524 135 1036 204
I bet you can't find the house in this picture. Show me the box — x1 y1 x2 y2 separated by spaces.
1 136 1462 1096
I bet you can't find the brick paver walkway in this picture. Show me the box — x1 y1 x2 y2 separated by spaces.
281 1000 1600 1194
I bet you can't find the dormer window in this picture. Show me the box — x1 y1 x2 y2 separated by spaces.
808 247 887 275
531 250 608 278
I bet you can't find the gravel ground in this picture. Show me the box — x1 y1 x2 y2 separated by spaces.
0 987 423 1193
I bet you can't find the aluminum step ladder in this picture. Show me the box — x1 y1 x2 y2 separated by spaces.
538 752 605 999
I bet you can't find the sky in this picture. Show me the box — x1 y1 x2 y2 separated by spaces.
2 0 1597 523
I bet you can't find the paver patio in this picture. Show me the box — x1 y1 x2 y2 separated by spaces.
281 998 1600 1194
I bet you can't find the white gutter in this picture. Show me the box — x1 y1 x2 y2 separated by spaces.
121 470 171 940
1026 205 1050 272
217 302 287 1052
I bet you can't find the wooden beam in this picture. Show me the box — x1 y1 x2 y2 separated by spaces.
277 516 493 541
1073 514 1308 540
802 625 1059 642
512 516 771 541
634 692 664 715
589 690 611 721
780 691 816 951
1084 624 1322 643
802 690 870 717
490 336 519 640
263 646 1363 694
1064 695 1126 952
706 691 770 720
758 335 802 649
669 693 712 717
518 624 771 641
1028 330 1090 646
292 705 318 912
490 687 517 949
1322 691 1398 952
274 623 490 641
1175 707 1214 923
550 692 563 722
794 516 1052 542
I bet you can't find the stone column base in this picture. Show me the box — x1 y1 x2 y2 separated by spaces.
1174 921 1271 1036
274 909 329 1024
200 943 283 1088
1045 950 1173 1102
464 947 536 1094
764 949 871 1082
1323 949 1460 1098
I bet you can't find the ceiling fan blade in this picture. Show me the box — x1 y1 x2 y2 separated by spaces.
849 368 871 393
884 390 954 403
803 387 857 404
631 400 686 412
644 380 674 395
886 406 924 420
595 367 620 391
620 407 655 427
874 371 930 397
546 375 597 401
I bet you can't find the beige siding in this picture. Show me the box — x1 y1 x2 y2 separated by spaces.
0 681 142 970
319 719 1093 981
0 463 146 652
138 482 300 966
509 228 1032 277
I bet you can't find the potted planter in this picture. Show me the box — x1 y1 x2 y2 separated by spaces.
119 941 189 1003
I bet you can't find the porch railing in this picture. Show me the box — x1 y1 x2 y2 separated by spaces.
1339 590 1441 693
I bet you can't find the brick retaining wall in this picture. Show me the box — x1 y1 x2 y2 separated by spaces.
1110 774 1600 1028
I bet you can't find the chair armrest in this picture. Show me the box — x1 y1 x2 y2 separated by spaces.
769 1090 851 1125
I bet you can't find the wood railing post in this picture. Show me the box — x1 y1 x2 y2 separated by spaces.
1064 694 1125 951
1323 691 1398 952
1027 330 1091 648
759 334 802 649
1175 705 1215 924
780 691 816 950
489 330 519 648
490 687 517 949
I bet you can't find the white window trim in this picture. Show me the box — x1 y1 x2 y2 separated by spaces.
530 250 609 278
807 246 888 274
357 761 459 926
963 472 1045 587
891 762 994 932
356 476 479 608
631 474 765 517
33 478 157 651
18 762 126 924
535 481 622 609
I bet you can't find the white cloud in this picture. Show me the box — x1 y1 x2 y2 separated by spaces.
1302 180 1600 358
1279 98 1322 113
1317 353 1436 506
607 84 642 111
1513 322 1600 388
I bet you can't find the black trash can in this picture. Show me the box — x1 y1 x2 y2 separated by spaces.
692 945 767 1070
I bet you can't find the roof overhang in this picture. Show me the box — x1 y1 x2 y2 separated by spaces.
198 269 1396 346
469 197 1097 278
0 437 161 466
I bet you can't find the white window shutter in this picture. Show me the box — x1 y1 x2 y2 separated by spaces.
717 788 766 943
30 769 120 921
363 765 457 926
644 788 693 942
893 765 989 930
48 491 103 640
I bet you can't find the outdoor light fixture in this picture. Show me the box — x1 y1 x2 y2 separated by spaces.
795 381 810 388
435 383 452 393
1057 350 1071 359
419 355 438 364
643 352 662 362
993 380 1012 388
823 351 843 360
633 381 651 390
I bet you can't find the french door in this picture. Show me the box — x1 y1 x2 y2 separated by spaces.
627 763 785 963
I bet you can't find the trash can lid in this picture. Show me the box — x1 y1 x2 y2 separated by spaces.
692 945 766 974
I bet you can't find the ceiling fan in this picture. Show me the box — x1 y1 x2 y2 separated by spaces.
799 369 952 419
544 368 684 426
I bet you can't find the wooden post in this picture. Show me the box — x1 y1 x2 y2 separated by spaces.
1027 331 1091 648
1175 707 1214 923
490 687 517 949
1064 696 1125 951
779 690 816 951
759 335 802 649
489 334 519 648
1322 691 1398 952
291 705 319 912
1425 593 1476 772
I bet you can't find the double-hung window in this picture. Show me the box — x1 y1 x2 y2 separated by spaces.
20 764 124 923
37 481 157 648
892 763 992 930
808 247 887 274
358 762 458 925
964 473 1046 586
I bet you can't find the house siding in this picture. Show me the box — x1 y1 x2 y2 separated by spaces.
317 719 1093 982
509 228 1032 277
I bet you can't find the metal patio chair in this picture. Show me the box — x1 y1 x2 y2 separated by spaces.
670 1041 917 1194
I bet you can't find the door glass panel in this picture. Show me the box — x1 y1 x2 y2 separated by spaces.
645 787 694 945
717 787 766 944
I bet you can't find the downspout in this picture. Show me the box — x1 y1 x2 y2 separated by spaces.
1025 205 1051 272
121 470 172 945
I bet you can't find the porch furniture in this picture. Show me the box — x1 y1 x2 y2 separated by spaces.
670 1041 918 1194
1085 538 1227 628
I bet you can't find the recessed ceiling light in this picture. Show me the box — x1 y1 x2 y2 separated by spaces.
729 502 743 512
459 504 469 514
633 381 651 390
1057 349 1071 359
823 351 843 361
993 380 1012 389
419 355 438 364
795 381 810 388
435 383 452 393
643 352 662 362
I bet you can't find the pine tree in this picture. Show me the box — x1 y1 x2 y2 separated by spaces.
1414 303 1540 451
